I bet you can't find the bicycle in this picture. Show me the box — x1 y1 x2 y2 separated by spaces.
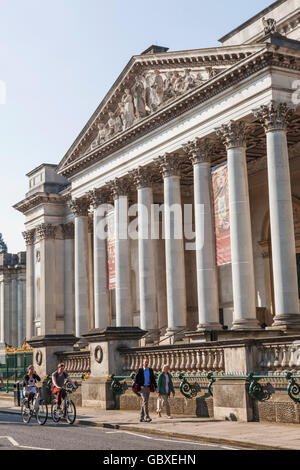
51 381 79 425
21 388 48 425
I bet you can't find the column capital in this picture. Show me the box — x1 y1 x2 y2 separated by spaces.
87 187 111 208
106 177 130 199
61 222 74 240
22 229 35 246
155 153 182 178
129 166 154 189
253 100 295 132
216 120 246 149
70 197 90 217
182 138 212 165
36 223 57 241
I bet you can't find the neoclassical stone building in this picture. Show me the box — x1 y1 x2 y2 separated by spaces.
14 0 300 421
0 240 26 349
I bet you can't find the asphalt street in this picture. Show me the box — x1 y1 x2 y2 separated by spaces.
0 413 242 451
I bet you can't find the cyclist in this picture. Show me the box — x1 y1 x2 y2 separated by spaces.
51 363 77 411
23 365 41 406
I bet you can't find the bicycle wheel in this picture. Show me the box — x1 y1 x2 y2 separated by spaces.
21 399 31 424
36 401 48 425
51 403 61 423
65 399 76 424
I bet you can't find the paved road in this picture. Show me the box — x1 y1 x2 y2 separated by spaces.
0 413 242 451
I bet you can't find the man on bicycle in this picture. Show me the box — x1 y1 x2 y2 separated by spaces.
51 363 76 410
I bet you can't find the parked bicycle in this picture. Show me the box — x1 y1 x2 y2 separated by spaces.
51 381 79 425
21 387 48 425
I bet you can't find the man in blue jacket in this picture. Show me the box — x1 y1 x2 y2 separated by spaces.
134 357 157 422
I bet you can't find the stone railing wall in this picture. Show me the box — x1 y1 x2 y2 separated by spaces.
256 339 300 375
119 346 225 375
55 350 91 376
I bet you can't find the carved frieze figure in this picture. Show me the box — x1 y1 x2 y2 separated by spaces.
118 102 126 131
91 122 106 149
106 111 115 138
114 111 123 134
163 71 175 101
150 70 164 111
122 88 135 128
262 17 276 35
133 75 147 119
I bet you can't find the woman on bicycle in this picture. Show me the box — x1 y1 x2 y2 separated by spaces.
23 365 41 405
52 363 76 410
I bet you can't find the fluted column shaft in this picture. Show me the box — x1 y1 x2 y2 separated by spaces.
109 178 132 327
254 101 300 327
17 273 25 346
0 280 5 345
71 198 90 337
131 168 158 333
10 275 18 347
157 154 187 333
184 139 222 330
89 189 110 330
217 121 258 329
23 229 35 340
62 223 75 335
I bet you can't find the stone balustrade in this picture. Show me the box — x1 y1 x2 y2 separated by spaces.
55 350 91 376
119 346 225 375
257 340 300 375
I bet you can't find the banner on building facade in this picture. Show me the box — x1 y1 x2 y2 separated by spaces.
107 211 116 290
211 162 231 265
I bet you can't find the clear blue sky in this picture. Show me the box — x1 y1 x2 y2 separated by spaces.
0 0 273 253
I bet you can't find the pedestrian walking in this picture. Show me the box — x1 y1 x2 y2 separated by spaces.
156 364 175 419
134 357 157 422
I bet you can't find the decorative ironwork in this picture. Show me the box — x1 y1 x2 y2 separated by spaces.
207 372 216 397
178 373 201 399
247 373 271 402
287 372 300 404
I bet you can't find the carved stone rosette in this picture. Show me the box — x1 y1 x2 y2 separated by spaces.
70 197 90 217
155 153 182 178
106 177 130 199
22 229 35 246
129 166 154 189
216 120 246 149
61 222 75 240
87 187 111 209
36 223 57 241
182 138 212 165
253 100 295 133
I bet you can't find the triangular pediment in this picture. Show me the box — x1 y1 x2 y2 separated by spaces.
58 44 263 175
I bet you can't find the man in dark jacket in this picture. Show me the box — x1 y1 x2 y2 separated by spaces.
134 357 157 422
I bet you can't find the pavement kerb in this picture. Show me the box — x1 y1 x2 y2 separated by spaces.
0 408 294 451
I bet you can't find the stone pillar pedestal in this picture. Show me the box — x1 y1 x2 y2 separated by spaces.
81 327 145 409
27 334 78 377
213 379 254 422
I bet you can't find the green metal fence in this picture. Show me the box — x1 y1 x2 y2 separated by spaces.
0 351 33 393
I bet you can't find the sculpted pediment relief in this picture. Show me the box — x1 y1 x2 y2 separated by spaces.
85 67 223 155
58 45 262 175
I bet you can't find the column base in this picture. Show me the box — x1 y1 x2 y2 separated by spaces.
160 327 186 345
266 314 300 331
231 318 261 331
140 329 160 346
197 322 223 332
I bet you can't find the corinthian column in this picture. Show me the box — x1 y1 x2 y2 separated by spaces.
22 229 35 340
157 153 187 335
183 139 222 331
130 167 158 338
253 101 300 328
108 178 132 327
71 198 90 338
36 223 58 335
216 121 259 330
62 223 75 335
88 188 110 330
